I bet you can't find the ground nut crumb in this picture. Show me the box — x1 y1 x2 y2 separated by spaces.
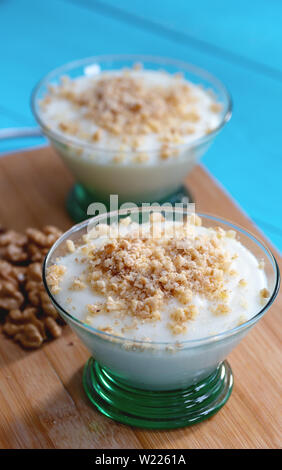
160 145 171 160
87 304 102 315
66 239 75 253
176 288 193 305
229 269 238 277
238 278 247 287
169 304 198 332
216 227 226 239
168 322 187 335
170 307 186 323
58 121 78 135
92 128 102 142
210 103 222 113
260 287 270 305
99 326 115 335
150 212 165 223
213 304 230 316
260 288 269 298
205 127 213 135
186 304 198 319
187 213 202 226
226 230 236 239
46 265 67 294
121 320 138 333
120 216 132 226
70 278 86 290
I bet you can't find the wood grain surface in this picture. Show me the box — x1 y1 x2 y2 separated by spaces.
0 146 281 449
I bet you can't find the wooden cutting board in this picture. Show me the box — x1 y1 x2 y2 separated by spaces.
0 147 281 449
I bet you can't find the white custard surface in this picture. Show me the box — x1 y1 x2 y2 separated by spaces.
50 220 268 343
40 69 222 165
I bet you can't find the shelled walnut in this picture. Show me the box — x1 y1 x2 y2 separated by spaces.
0 230 28 263
26 226 62 262
0 224 64 350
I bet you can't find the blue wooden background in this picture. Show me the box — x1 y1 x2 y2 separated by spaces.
1 0 281 250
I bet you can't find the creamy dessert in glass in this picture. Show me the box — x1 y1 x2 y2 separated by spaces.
31 55 232 221
43 207 279 429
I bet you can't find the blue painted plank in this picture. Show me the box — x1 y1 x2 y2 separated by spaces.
0 0 281 251
0 138 45 154
0 112 46 154
252 219 282 253
95 0 282 75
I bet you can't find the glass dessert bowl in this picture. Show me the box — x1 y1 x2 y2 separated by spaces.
31 55 232 222
42 207 279 429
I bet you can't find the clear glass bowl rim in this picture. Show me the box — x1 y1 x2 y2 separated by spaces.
31 54 232 154
42 207 280 348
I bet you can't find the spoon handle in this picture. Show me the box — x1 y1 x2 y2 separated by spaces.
0 127 43 140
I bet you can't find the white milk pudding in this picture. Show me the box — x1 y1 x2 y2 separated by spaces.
43 209 279 425
37 64 225 203
47 214 269 343
40 67 222 160
44 211 275 391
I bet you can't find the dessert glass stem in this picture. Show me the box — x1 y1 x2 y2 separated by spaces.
66 183 194 222
83 357 233 429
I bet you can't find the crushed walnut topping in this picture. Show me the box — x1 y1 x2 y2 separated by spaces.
48 216 270 340
260 287 269 298
43 66 222 150
260 287 270 305
226 230 236 239
92 128 102 142
210 103 222 113
66 239 75 253
212 303 231 316
46 264 66 294
70 278 86 291
75 216 240 334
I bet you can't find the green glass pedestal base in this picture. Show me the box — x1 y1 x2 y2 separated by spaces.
83 358 233 429
66 184 194 223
